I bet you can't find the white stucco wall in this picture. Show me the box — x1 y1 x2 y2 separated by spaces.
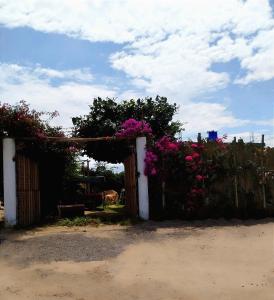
136 136 149 220
3 138 17 226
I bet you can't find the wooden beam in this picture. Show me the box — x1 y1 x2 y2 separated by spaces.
14 136 136 143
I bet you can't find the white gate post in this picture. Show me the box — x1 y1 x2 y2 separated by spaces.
3 138 17 226
136 136 149 220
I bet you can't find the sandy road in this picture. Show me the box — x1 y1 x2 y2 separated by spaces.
0 219 274 300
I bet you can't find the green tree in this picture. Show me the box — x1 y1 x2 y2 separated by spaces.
72 96 182 163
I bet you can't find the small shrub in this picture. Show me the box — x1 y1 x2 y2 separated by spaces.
57 217 100 227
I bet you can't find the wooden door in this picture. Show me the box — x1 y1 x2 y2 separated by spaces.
16 154 40 226
124 148 138 216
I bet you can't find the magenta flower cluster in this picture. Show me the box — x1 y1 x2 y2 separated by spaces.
144 136 181 176
144 150 158 176
115 118 152 138
155 136 180 153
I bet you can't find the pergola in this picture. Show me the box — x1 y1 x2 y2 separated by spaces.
2 136 149 227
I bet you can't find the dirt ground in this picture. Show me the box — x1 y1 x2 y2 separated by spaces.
0 219 274 300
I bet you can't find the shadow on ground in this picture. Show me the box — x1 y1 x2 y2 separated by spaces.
0 218 273 268
0 233 131 267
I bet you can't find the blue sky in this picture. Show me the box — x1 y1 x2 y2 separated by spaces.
0 0 273 145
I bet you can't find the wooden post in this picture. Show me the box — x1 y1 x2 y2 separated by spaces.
124 149 138 216
86 159 90 193
197 133 202 143
233 144 239 208
234 175 239 209
162 181 166 209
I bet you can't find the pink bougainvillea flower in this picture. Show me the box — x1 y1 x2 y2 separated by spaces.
144 150 158 176
145 150 158 163
216 137 223 143
168 143 180 151
151 168 157 176
116 118 152 138
185 155 193 161
196 175 204 181
155 136 180 153
191 152 200 159
191 143 198 148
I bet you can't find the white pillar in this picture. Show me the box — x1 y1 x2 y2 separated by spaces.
136 136 149 220
3 138 17 226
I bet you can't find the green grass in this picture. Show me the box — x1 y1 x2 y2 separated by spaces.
57 216 101 227
56 216 141 227
56 204 142 227
96 204 126 213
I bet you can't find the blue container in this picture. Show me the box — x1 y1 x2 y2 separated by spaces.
208 131 218 141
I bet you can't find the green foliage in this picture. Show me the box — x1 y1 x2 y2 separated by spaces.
72 96 182 162
0 100 60 138
89 162 124 192
57 217 101 227
56 215 140 227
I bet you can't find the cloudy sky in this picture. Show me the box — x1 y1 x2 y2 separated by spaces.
0 0 273 143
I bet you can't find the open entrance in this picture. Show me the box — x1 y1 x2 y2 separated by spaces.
2 136 148 227
58 142 138 221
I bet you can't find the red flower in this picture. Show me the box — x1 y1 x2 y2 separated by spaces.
155 136 180 153
196 175 204 181
192 152 200 159
185 155 193 161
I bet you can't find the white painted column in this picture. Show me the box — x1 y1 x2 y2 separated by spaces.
136 136 149 220
3 138 17 226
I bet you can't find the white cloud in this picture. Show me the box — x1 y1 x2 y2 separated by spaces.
179 102 249 134
0 0 274 132
235 28 274 84
0 63 94 83
0 0 273 42
1 0 273 90
36 67 94 82
111 34 231 102
0 63 117 127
